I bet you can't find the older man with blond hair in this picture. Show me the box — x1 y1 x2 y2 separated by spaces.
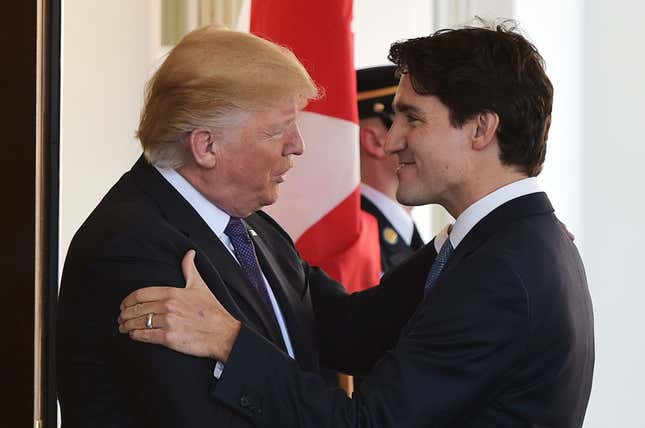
57 26 424 428
56 25 318 427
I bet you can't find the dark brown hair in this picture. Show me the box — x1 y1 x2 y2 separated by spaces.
388 20 553 176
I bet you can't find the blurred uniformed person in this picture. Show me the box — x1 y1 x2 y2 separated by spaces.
357 65 424 273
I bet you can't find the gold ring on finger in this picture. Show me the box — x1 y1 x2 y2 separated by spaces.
146 313 154 329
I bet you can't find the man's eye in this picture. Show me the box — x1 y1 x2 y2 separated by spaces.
406 115 419 123
265 130 284 139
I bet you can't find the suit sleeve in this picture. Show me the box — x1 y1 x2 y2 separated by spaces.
307 241 435 375
81 232 252 427
211 255 530 428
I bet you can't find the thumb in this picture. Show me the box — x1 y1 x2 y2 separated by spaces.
182 249 207 289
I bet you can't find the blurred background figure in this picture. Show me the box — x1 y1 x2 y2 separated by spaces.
357 66 424 273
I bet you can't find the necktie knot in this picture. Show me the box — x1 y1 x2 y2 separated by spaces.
225 217 250 241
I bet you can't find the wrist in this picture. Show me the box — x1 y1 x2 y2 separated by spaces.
214 319 242 362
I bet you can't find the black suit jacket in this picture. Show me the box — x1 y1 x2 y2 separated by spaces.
58 157 425 427
213 192 595 427
361 195 424 273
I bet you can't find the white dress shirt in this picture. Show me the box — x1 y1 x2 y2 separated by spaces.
434 177 542 252
361 183 415 245
155 167 296 377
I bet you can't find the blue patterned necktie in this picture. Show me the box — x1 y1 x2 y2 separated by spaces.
224 217 273 308
425 238 454 291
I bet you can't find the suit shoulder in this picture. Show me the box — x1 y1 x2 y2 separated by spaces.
66 180 182 265
452 250 529 293
481 213 582 277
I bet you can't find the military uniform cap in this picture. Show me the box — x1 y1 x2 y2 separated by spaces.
356 65 398 122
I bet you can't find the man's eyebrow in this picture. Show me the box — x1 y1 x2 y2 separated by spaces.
270 114 295 127
393 102 423 116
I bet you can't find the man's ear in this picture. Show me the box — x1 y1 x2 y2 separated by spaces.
472 111 500 151
359 126 388 159
186 129 217 168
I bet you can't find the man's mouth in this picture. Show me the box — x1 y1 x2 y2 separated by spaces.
274 168 290 182
275 174 286 183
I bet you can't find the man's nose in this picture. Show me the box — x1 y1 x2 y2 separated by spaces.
285 124 305 156
384 120 404 155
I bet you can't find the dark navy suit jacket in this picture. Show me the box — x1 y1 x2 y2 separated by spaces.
213 192 595 428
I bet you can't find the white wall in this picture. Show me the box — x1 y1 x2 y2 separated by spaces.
580 0 645 426
60 0 153 271
353 0 433 69
433 0 513 27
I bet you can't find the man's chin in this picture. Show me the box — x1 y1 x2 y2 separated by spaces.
395 193 414 207
396 187 426 207
259 190 279 209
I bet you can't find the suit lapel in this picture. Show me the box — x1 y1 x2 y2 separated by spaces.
128 157 287 349
247 219 317 368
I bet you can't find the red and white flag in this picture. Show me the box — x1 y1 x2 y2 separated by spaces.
251 0 381 293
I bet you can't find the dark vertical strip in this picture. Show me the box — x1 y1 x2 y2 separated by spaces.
0 0 37 426
46 0 61 426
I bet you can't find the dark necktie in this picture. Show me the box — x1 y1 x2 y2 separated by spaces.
224 217 273 308
425 238 454 292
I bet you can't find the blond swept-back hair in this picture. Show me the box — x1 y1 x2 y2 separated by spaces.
137 26 318 168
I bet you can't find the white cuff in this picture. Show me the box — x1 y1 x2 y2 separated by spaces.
213 360 225 379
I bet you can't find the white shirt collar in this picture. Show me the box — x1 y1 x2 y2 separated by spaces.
361 183 414 245
434 177 541 252
155 166 230 239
